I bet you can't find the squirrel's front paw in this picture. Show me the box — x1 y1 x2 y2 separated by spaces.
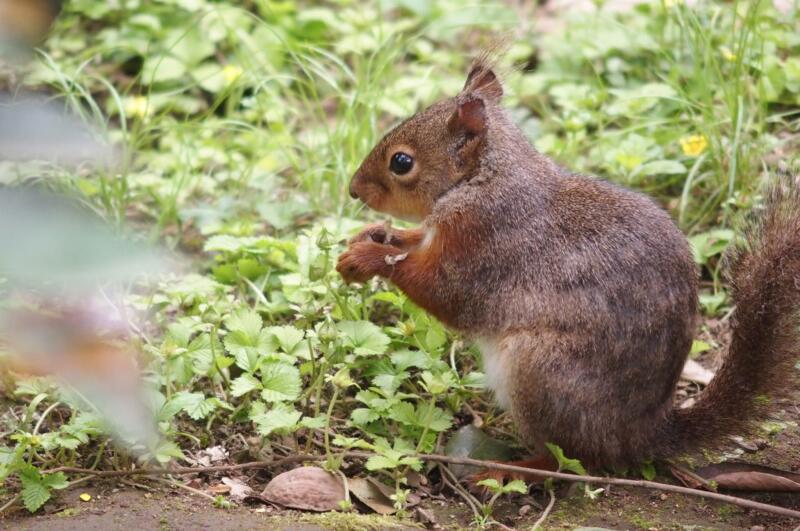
337 241 396 283
348 222 391 246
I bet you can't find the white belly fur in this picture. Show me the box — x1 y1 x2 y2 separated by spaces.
476 337 512 410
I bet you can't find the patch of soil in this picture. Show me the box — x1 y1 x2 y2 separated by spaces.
1 486 417 531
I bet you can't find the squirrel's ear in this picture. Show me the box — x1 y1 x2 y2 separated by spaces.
463 64 503 102
448 96 487 137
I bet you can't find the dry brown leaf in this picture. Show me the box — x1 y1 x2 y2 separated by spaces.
206 484 231 495
222 476 254 502
695 463 800 492
260 466 345 512
348 477 396 515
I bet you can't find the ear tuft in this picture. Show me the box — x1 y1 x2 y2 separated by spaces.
463 56 503 102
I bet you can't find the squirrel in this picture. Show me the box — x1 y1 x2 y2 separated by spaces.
336 55 800 469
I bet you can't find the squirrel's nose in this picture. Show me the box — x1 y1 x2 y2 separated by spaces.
349 181 359 199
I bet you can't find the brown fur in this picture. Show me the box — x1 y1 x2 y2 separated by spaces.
337 56 800 467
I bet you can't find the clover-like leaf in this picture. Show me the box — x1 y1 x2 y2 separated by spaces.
260 362 302 402
337 320 390 356
267 325 306 358
231 373 262 397
224 308 263 339
365 455 400 471
391 349 433 370
224 309 274 372
251 402 302 436
172 391 225 420
350 408 380 425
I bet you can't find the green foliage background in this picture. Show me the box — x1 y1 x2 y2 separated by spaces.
1 0 799 515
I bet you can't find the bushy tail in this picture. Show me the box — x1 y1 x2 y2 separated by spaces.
662 175 800 456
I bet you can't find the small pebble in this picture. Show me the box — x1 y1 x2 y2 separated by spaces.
518 504 532 517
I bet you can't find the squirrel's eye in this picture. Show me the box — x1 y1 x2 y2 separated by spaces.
389 152 414 175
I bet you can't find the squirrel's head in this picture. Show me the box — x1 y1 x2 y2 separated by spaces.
348 59 503 221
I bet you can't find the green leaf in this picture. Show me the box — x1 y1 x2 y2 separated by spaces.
260 362 302 402
337 320 390 356
476 478 502 493
424 325 447 351
391 349 432 370
387 401 452 432
21 475 50 513
43 472 69 490
205 234 249 253
545 443 587 475
365 455 399 471
503 479 528 494
251 403 302 436
142 55 188 84
266 325 306 357
688 229 735 265
633 160 686 177
387 401 417 425
153 440 185 464
187 333 224 376
372 372 407 393
690 340 711 358
640 461 656 481
299 415 327 429
350 408 380 425
224 309 273 372
231 373 262 397
172 391 220 420
425 407 453 432
225 308 263 339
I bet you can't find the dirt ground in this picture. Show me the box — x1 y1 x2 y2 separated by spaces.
3 415 799 531
3 473 799 530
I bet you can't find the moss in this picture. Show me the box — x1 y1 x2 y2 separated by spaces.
291 511 418 531
54 507 81 518
627 512 657 529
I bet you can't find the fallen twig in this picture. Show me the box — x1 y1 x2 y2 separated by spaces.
530 488 556 531
152 476 216 502
42 454 316 477
416 454 800 520
37 451 800 520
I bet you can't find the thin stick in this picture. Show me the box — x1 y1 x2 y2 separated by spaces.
416 454 800 520
0 495 20 514
438 463 481 519
42 454 317 477
38 451 800 520
152 476 216 502
530 488 556 531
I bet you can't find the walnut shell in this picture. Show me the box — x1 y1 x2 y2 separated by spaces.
261 466 345 512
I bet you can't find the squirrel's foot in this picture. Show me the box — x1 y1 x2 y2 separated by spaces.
465 455 558 499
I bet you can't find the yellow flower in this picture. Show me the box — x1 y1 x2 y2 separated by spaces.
720 47 737 62
222 64 243 84
124 96 149 118
680 134 708 157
